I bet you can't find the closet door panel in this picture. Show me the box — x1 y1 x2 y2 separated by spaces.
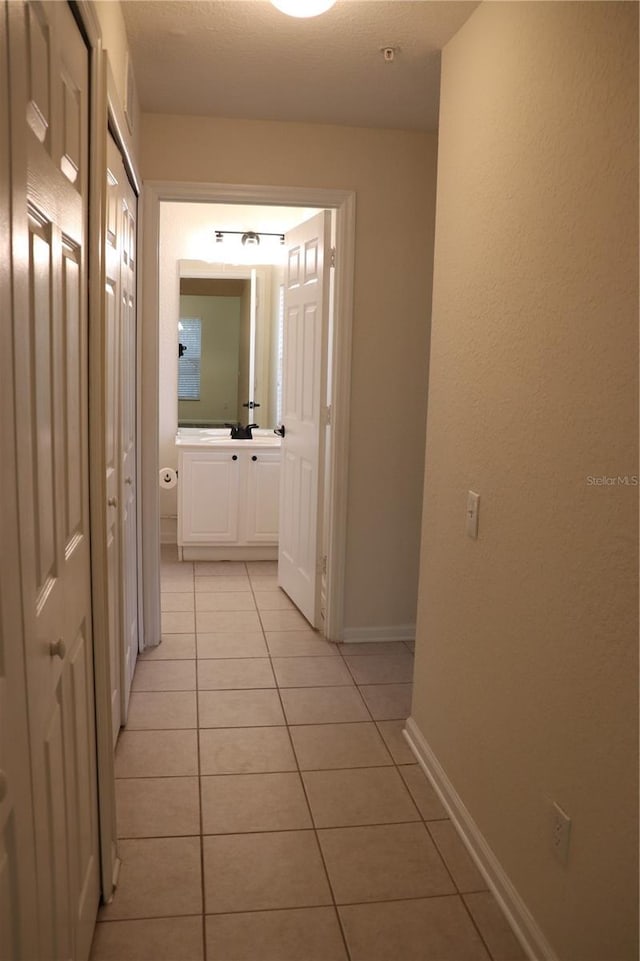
9 3 99 958
120 185 138 714
106 131 139 724
28 215 59 592
0 3 39 957
42 687 72 961
62 240 84 543
105 141 122 742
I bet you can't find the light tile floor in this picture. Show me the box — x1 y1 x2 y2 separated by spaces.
90 549 526 961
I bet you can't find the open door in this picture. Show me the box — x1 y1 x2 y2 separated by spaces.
278 210 332 628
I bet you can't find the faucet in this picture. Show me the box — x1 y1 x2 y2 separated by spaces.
225 422 259 440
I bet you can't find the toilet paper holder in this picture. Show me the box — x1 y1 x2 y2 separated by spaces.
159 468 179 489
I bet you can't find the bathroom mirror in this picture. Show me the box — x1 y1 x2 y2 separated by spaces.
177 261 283 430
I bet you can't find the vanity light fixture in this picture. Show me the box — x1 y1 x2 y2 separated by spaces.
214 229 286 246
270 0 337 17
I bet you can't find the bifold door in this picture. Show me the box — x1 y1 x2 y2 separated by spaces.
7 1 100 958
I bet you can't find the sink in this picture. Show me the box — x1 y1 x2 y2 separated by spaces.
176 429 281 447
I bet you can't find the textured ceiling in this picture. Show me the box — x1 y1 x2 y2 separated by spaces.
122 0 479 131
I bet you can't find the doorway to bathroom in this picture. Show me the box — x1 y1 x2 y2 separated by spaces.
162 202 329 627
140 182 356 644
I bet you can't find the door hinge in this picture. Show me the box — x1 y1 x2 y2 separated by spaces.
322 405 332 427
329 247 336 269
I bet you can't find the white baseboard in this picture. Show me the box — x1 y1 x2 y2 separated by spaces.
160 516 177 545
403 716 558 961
341 624 415 643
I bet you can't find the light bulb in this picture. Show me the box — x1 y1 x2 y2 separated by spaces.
270 0 336 18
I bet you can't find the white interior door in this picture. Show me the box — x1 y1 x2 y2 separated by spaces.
119 157 139 717
278 210 331 627
9 2 100 957
106 130 139 729
0 9 38 957
105 135 122 744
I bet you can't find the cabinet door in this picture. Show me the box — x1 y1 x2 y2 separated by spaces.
180 451 240 543
245 451 281 544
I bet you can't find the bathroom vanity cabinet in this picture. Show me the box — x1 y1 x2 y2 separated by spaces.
176 436 281 560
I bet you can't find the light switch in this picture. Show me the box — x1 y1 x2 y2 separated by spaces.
466 490 480 539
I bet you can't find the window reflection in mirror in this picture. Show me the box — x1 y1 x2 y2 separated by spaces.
177 264 283 430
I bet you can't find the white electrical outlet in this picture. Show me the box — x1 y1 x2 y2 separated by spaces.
551 800 571 865
466 490 480 539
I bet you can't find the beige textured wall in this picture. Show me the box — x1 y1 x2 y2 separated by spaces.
93 0 140 154
411 4 638 960
142 115 437 633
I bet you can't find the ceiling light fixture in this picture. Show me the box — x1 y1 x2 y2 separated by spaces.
215 229 285 246
270 0 337 18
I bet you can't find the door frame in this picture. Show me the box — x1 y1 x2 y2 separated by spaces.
141 182 355 642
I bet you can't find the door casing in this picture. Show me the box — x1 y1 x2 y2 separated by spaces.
141 182 355 642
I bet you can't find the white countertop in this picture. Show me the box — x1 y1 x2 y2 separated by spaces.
175 428 282 449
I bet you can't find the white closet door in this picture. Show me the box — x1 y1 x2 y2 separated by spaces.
278 211 331 627
119 163 139 716
9 2 99 958
106 131 139 727
0 8 39 959
105 135 122 744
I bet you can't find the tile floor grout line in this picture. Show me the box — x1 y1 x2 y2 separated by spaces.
337 643 391 730
191 566 208 961
119 738 436 821
97 911 205 925
423 817 490 901
198 816 448 835
114 817 462 842
200 715 410 725
97 886 481 925
247 568 354 961
198 560 321 939
202 889 482 913
335 642 442 840
338 644 448 844
458 889 500 961
115 761 441 779
290 719 354 961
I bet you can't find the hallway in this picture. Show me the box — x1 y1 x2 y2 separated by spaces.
90 549 525 961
